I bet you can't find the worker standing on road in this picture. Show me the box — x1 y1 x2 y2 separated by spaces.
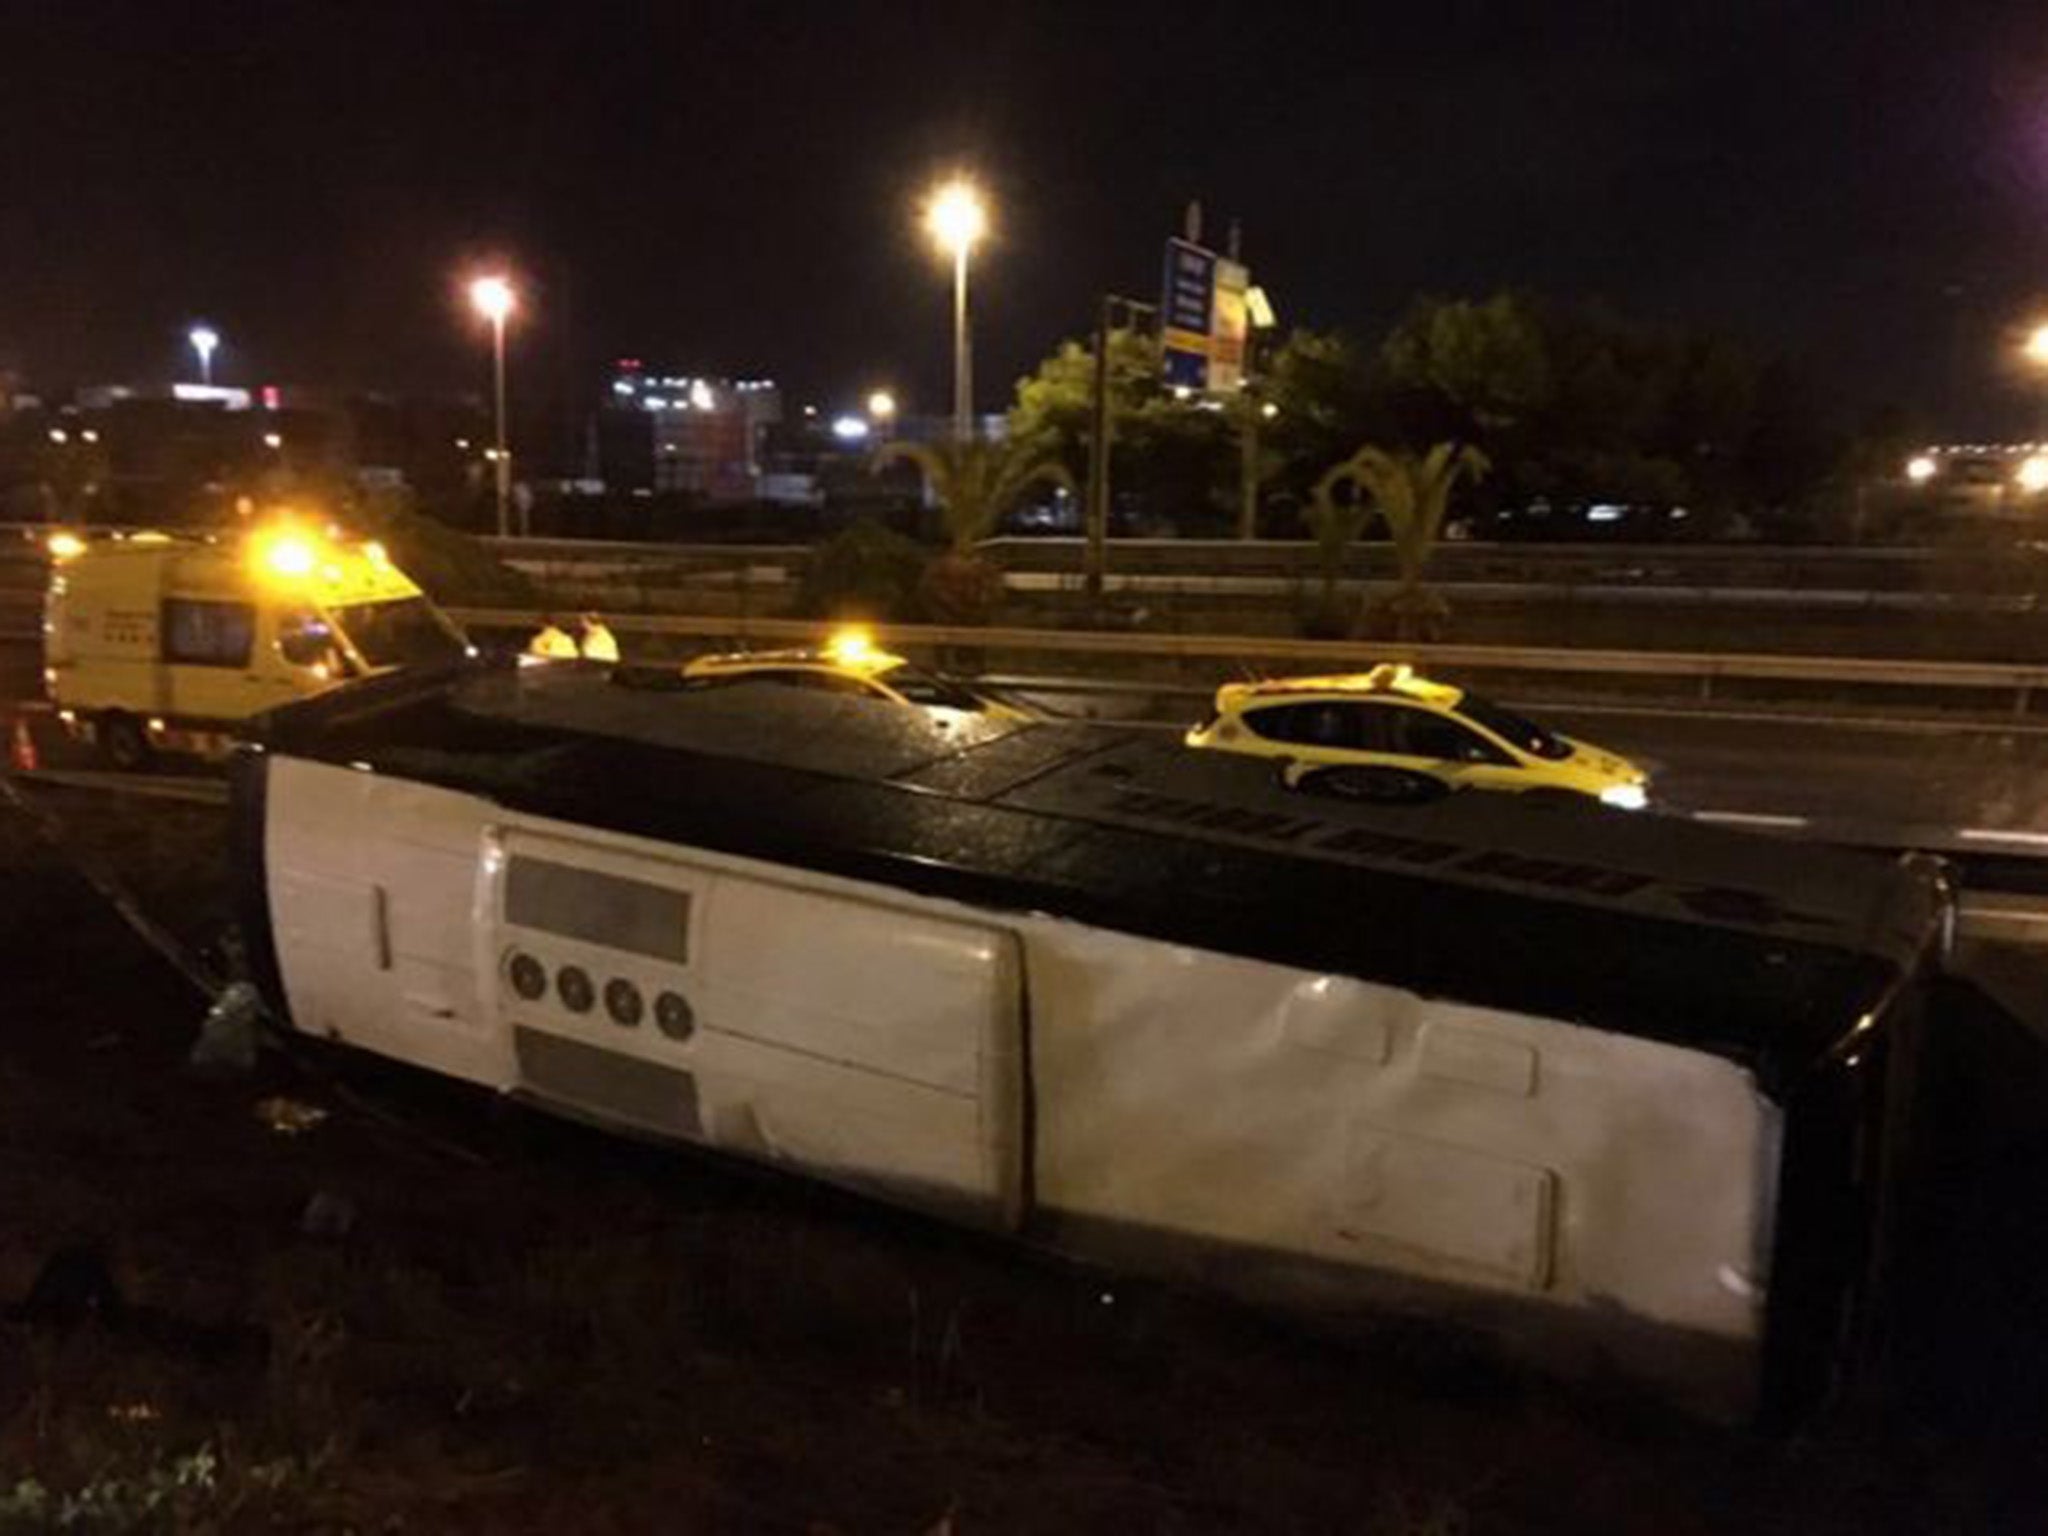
578 614 619 662
528 617 579 659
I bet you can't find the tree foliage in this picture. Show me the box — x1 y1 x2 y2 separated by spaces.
869 436 1076 627
872 436 1073 552
797 517 926 622
1007 329 1237 532
1376 293 1840 525
1311 442 1490 637
1002 293 1851 538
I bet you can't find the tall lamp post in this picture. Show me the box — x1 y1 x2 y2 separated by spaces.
188 325 220 386
469 275 517 537
923 179 987 442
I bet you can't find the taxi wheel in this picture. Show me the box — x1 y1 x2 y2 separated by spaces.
1296 765 1448 805
97 711 152 772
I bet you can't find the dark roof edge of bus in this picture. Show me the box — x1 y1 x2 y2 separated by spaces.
241 664 1942 1100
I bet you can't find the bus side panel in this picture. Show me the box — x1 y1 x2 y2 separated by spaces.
1023 935 1779 1415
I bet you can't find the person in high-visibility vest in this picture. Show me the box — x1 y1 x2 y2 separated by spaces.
578 615 619 662
528 618 579 660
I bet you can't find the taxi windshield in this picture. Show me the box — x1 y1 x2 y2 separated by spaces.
331 597 467 669
881 664 988 711
1453 692 1572 760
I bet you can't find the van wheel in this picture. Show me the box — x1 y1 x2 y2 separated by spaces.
97 712 151 772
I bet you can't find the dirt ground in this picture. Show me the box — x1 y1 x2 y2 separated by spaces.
1 785 2046 1533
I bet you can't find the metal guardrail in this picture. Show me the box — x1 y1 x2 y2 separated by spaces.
482 533 2032 593
443 607 2048 715
8 521 2041 595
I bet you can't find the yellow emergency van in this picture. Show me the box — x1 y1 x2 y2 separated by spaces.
44 525 469 767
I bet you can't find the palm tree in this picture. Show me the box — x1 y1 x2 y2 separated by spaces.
875 437 1073 625
1311 442 1490 639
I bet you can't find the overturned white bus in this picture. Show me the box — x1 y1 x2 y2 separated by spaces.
227 659 1952 1421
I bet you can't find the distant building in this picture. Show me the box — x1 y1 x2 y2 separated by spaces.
0 379 491 526
598 363 781 501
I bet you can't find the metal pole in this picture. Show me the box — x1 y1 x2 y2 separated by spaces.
1238 386 1260 541
953 243 972 442
1083 295 1113 609
491 314 510 538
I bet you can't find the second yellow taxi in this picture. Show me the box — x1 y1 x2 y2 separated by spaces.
674 629 1028 721
1184 664 1649 808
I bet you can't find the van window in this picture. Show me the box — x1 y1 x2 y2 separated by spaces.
161 598 255 668
331 597 467 669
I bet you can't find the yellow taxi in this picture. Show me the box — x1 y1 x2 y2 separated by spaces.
1184 664 1649 808
675 629 1029 721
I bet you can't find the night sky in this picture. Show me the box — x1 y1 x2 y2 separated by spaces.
4 1 2047 431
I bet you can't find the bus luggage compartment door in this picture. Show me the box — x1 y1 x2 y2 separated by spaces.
491 830 1027 1231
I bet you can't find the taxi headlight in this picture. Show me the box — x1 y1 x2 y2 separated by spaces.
1600 782 1649 811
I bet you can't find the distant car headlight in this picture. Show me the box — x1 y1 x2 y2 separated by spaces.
1600 783 1649 811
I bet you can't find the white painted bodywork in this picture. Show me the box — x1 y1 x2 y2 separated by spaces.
264 754 1781 1407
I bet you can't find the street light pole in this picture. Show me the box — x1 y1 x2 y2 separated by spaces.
490 310 510 537
1084 297 1113 610
953 239 972 443
468 276 516 539
923 178 987 444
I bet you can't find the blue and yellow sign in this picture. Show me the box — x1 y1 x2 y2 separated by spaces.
1161 238 1216 390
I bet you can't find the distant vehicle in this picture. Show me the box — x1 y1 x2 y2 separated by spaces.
667 629 1029 720
42 524 468 767
1185 664 1649 809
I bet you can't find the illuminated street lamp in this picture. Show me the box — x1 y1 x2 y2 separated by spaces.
1904 453 1937 484
866 389 898 423
468 275 517 537
923 178 987 441
2016 453 2048 495
188 325 220 386
2027 324 2048 369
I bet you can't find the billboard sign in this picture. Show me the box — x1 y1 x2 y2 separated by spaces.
1160 237 1251 392
1161 237 1216 391
1209 258 1250 393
